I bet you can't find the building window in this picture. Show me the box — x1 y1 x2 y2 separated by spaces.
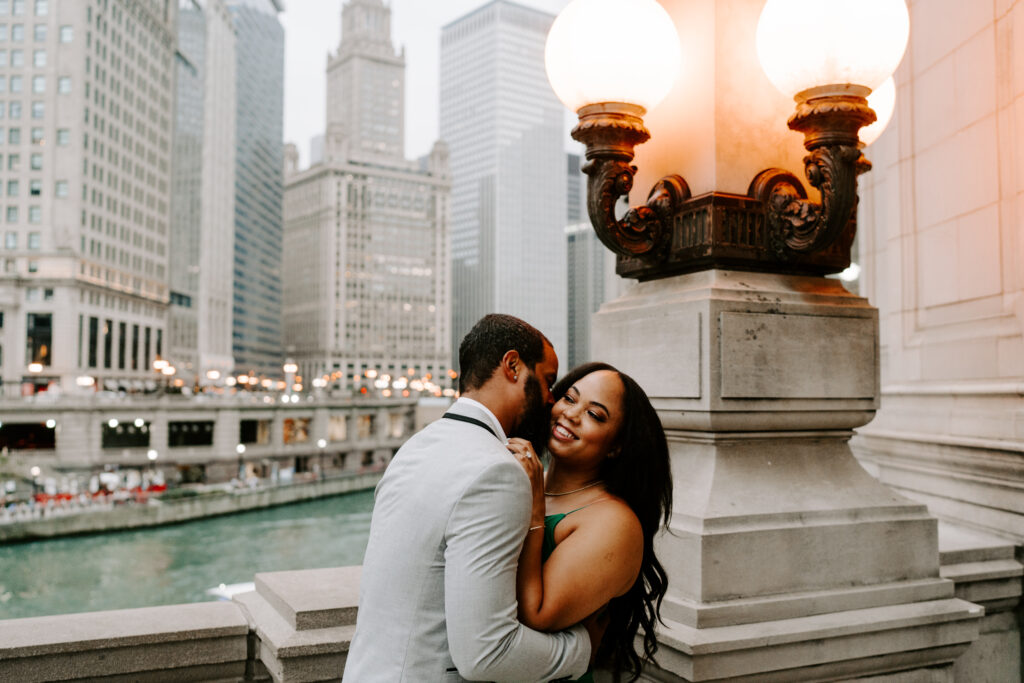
6 126 16 143
55 180 67 197
31 74 42 93
6 206 16 222
103 318 112 369
168 421 215 447
25 311 51 366
27 232 38 250
101 421 149 449
57 76 69 93
56 128 68 145
10 101 21 118
143 326 150 371
0 76 6 92
0 26 6 42
29 126 40 144
6 153 15 170
26 258 35 272
4 231 15 248
9 73 20 91
29 152 39 169
58 25 70 43
131 323 138 370
30 101 42 119
27 206 39 223
6 180 16 196
11 0 22 16
11 23 21 41
31 22 42 41
33 0 45 17
87 316 98 367
0 50 6 66
29 178 39 195
30 47 41 66
117 321 125 369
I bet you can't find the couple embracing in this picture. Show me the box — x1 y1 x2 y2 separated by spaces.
344 314 672 682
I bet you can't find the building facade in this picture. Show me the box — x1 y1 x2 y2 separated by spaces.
852 0 1024 545
224 0 283 378
0 0 177 396
440 0 567 368
282 0 451 394
170 0 235 388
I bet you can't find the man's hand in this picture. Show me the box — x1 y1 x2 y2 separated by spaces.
581 608 610 667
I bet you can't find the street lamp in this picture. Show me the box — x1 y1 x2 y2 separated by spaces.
545 0 908 276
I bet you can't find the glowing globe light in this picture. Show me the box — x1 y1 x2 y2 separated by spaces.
545 0 682 113
860 77 896 147
757 0 909 99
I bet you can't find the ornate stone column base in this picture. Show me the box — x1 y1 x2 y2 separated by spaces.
592 270 983 681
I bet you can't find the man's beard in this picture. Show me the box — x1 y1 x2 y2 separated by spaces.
511 374 551 455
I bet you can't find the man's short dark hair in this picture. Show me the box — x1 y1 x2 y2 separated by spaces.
458 314 549 393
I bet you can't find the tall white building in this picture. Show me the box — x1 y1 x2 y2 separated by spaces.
0 0 177 395
440 0 567 368
170 0 236 387
282 0 451 394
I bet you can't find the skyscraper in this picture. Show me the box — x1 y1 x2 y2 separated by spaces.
170 0 236 387
225 0 284 378
0 0 177 394
282 0 452 394
440 1 567 368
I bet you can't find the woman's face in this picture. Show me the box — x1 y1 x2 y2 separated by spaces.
547 370 625 467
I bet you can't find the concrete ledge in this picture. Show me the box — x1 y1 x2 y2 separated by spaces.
664 577 954 629
235 589 354 682
653 598 982 681
0 602 249 682
255 566 361 630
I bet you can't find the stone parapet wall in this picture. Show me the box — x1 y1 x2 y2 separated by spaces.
0 522 1018 682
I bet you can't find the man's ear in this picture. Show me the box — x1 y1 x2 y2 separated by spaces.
502 350 521 383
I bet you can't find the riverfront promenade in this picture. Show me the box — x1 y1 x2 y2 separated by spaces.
0 468 384 543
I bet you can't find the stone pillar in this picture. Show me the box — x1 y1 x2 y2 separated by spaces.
594 270 981 680
584 3 984 678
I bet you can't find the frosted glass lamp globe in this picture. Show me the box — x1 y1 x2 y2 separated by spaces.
757 0 909 99
860 77 896 146
545 0 681 113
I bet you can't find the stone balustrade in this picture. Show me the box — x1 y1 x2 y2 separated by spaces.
0 525 1019 682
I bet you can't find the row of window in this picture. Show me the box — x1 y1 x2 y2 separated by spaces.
3 230 40 248
3 179 67 197
0 1 49 18
0 152 45 170
0 125 69 145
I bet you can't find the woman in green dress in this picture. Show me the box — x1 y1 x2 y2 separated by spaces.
507 362 672 682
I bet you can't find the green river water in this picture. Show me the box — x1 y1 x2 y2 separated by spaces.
0 490 375 620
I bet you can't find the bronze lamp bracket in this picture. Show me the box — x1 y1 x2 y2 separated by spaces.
573 91 876 281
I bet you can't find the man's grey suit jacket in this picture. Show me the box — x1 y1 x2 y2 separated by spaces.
343 399 590 681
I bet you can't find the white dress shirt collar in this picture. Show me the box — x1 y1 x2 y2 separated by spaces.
454 396 508 443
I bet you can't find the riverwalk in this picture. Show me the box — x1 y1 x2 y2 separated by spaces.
0 469 383 543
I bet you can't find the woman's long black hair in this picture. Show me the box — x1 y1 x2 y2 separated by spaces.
549 362 672 681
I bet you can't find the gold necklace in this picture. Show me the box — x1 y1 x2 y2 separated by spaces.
544 480 602 497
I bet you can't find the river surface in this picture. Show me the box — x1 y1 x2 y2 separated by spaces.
0 490 375 620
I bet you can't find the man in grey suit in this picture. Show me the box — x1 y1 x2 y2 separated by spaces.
343 314 596 681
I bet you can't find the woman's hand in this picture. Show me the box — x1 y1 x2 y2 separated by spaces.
507 437 545 526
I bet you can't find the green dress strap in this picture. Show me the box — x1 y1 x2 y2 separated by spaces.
543 512 595 683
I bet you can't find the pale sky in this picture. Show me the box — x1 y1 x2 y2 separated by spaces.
280 0 572 167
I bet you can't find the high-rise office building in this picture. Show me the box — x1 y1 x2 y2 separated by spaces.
0 0 177 395
282 0 452 393
225 0 283 378
440 1 567 368
170 0 236 387
566 152 623 368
